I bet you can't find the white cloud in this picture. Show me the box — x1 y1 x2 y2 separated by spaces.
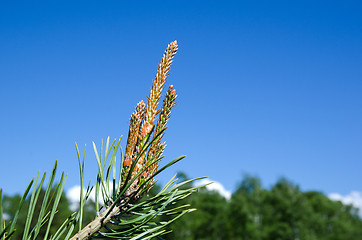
328 191 362 217
194 179 232 200
2 213 10 221
66 185 84 211
66 181 118 211
67 179 232 209
66 185 104 211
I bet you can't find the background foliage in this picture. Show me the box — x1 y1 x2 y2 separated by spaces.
3 174 362 240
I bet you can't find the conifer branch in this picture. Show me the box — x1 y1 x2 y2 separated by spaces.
0 41 201 240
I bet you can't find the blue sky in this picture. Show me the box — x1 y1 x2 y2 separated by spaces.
0 1 361 198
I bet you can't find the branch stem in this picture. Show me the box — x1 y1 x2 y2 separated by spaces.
69 204 121 240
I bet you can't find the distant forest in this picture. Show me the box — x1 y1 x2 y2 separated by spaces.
3 174 362 240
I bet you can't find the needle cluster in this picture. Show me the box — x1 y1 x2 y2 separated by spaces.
0 41 205 240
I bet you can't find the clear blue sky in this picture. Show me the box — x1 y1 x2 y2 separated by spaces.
1 0 361 196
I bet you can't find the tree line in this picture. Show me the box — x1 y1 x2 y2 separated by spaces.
3 174 362 239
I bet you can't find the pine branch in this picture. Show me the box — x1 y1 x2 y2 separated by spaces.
0 41 202 240
67 41 190 240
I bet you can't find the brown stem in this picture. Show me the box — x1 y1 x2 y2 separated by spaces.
69 204 121 240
